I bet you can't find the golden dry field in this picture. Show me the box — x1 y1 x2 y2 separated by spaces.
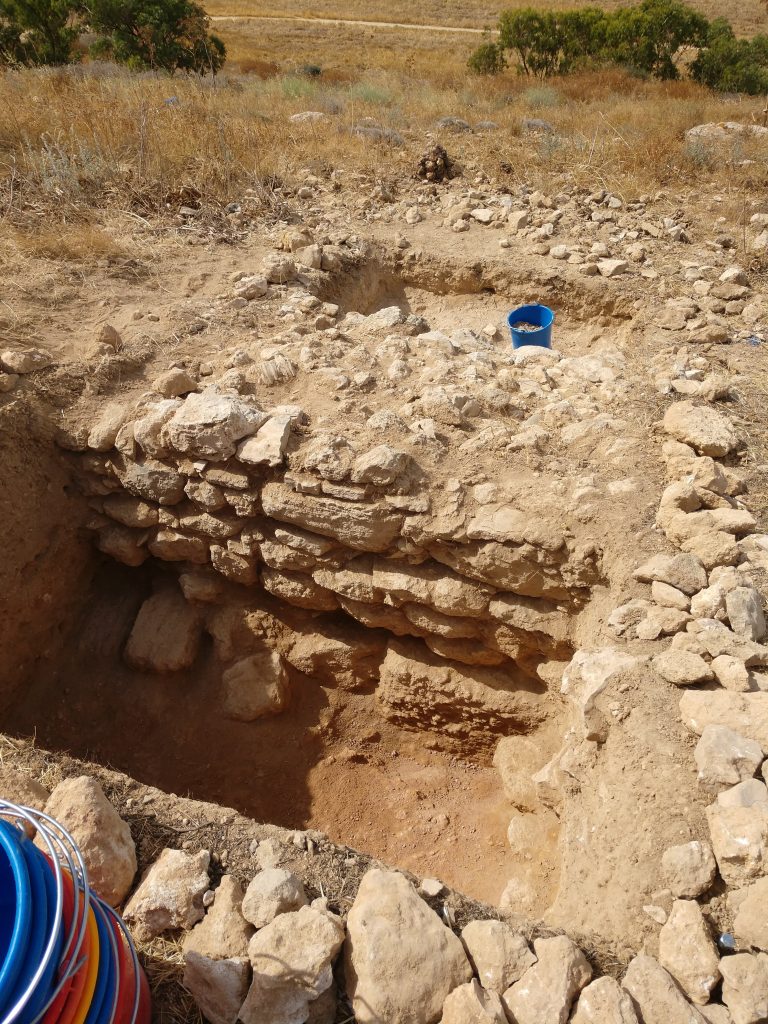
208 0 767 81
206 0 767 36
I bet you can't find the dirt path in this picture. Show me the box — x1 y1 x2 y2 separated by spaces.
210 13 487 34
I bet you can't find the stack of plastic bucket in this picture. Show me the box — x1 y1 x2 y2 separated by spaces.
0 800 150 1024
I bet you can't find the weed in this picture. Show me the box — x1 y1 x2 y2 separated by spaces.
349 81 393 105
280 75 318 99
522 84 562 108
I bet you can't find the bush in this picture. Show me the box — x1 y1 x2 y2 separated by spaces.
0 0 225 72
690 20 768 95
0 0 80 65
605 0 709 80
88 0 225 73
468 40 506 75
495 0 711 82
498 9 564 77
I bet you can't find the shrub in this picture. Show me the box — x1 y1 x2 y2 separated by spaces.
605 0 709 80
349 81 393 104
495 0 710 82
498 9 563 77
690 20 768 95
0 0 80 65
521 84 561 107
468 40 506 75
88 0 225 73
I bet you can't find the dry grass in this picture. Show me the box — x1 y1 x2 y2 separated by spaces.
8 224 130 262
0 62 766 237
206 0 768 37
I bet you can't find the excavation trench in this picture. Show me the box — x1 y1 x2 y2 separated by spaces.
0 391 609 909
0 249 649 918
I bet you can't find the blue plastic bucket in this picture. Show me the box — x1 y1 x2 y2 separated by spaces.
0 821 31 1017
507 303 554 349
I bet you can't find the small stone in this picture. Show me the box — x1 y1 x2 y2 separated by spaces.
720 952 768 1024
663 401 740 457
98 324 122 350
124 588 201 673
344 868 472 1024
183 953 250 1024
644 905 668 925
237 414 292 469
661 841 718 898
0 348 53 374
183 876 253 960
711 655 752 693
658 899 720 1004
0 767 49 811
351 445 412 487
241 868 308 928
502 935 592 1024
622 955 708 1024
124 848 210 941
597 259 629 278
683 532 741 571
461 920 536 994
706 799 768 885
222 648 288 722
653 649 714 686
634 553 707 595
700 1006 734 1024
716 778 768 809
240 905 344 1024
730 876 768 952
571 976 640 1024
88 402 128 451
152 368 197 398
164 390 267 461
261 254 297 284
726 588 767 642
694 725 764 788
652 582 691 610
419 878 445 897
43 776 136 907
441 980 508 1024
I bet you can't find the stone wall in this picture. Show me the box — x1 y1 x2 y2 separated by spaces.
60 364 604 751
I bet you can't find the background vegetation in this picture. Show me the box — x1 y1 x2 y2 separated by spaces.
469 0 768 93
0 0 225 71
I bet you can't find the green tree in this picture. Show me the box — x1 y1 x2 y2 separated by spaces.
559 7 610 71
0 0 80 64
691 19 768 94
605 0 709 79
498 9 563 76
468 39 506 74
87 0 225 73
